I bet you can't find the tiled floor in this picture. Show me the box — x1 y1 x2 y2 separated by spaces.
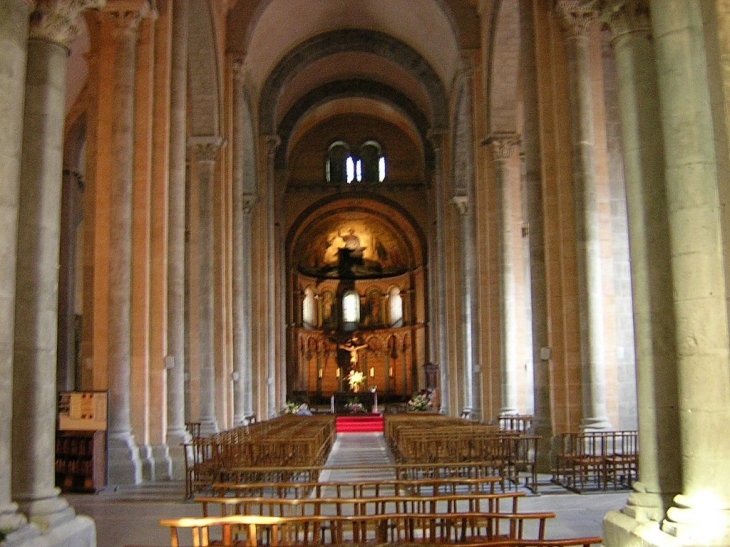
66 432 627 547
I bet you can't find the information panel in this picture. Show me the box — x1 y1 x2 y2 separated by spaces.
58 391 108 431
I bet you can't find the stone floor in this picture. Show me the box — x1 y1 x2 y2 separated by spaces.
66 432 628 547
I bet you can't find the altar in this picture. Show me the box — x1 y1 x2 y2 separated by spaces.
331 391 378 414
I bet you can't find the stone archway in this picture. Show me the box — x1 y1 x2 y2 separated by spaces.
286 196 427 406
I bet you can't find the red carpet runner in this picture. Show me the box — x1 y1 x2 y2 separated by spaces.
335 414 384 433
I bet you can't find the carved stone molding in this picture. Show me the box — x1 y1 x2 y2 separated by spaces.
555 0 596 38
188 136 225 163
595 0 651 39
483 133 521 161
29 0 105 49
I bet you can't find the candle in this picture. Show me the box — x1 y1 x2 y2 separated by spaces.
318 369 322 379
389 367 393 378
336 368 340 378
369 367 375 378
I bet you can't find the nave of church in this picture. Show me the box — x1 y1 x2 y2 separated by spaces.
2 0 730 546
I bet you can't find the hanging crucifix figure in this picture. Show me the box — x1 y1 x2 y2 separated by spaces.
339 337 368 371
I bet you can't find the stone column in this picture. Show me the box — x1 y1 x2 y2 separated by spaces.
230 55 257 425
453 196 479 419
486 133 521 416
190 136 223 436
599 1 681 530
0 0 32 541
264 135 280 419
12 1 100 542
428 130 449 414
650 0 730 543
519 0 552 472
556 1 611 430
166 0 189 479
105 3 148 486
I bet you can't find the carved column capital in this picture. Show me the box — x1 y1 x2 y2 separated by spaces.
452 195 469 216
29 0 105 49
242 194 258 214
265 134 281 159
231 54 247 84
596 0 651 39
188 136 225 163
483 133 521 161
102 0 153 41
555 0 596 38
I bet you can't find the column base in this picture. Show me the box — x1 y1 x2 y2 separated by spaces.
662 495 730 546
199 419 219 437
580 416 613 431
151 444 173 481
166 430 191 481
5 514 95 547
603 509 682 547
107 432 142 486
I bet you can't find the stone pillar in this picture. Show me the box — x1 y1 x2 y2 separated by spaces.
486 134 521 416
0 0 32 541
105 3 148 486
651 0 730 543
165 0 189 479
556 1 611 430
11 1 100 543
599 0 681 530
190 136 223 436
428 130 449 414
453 196 479 419
264 135 280 419
230 55 257 425
519 0 552 472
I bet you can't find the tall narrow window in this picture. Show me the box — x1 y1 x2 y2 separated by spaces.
346 156 355 183
342 290 360 330
388 287 403 327
327 141 350 183
302 288 315 328
360 141 383 182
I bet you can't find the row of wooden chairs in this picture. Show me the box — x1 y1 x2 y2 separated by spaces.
184 415 337 498
384 415 539 493
211 475 502 499
551 430 638 492
161 511 603 547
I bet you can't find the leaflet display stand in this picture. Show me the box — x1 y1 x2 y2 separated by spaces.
56 391 107 493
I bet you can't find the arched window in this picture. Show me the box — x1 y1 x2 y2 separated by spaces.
342 290 360 330
302 288 315 328
326 141 350 183
359 141 384 182
388 286 403 327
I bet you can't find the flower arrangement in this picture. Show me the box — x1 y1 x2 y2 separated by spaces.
282 401 302 415
345 400 366 413
407 390 433 412
346 370 365 392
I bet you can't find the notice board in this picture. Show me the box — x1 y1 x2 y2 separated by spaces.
58 391 108 431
